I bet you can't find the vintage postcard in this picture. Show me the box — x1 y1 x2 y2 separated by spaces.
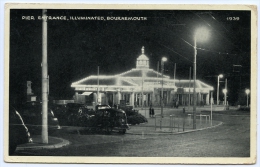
4 3 257 164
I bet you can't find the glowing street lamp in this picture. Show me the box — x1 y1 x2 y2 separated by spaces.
217 74 223 105
245 89 250 107
223 88 227 106
161 57 167 118
193 27 209 129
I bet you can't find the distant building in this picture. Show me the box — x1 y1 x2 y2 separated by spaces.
71 47 214 107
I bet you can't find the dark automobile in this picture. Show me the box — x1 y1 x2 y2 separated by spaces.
9 106 32 155
18 101 61 132
95 104 111 111
58 103 90 126
89 107 130 134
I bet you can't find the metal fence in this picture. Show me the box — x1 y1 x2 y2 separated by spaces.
154 113 211 133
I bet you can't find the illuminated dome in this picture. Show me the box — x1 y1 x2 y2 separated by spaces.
136 46 149 69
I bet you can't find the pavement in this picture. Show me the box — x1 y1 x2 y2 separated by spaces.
16 105 233 151
16 135 70 151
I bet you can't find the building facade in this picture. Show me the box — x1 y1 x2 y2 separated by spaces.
71 47 214 107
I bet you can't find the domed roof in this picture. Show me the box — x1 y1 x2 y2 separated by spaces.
136 46 149 69
137 46 149 61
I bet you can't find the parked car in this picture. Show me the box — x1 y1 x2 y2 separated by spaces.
95 104 111 111
50 103 68 126
9 105 32 155
51 103 94 126
65 103 88 115
18 101 61 133
89 107 130 134
61 103 91 126
117 105 147 125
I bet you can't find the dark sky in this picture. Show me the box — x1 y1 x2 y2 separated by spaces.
9 9 251 105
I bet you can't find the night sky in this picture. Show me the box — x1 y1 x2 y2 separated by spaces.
9 9 251 105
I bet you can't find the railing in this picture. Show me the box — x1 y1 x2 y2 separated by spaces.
154 114 184 132
154 113 211 132
187 114 211 127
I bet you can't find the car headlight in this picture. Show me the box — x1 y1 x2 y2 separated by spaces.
28 137 33 143
50 110 54 116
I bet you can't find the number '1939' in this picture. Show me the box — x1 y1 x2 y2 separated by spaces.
227 17 240 21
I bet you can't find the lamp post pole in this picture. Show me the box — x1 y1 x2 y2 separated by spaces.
225 78 227 106
217 74 223 105
141 70 144 110
223 89 227 107
188 67 191 113
217 76 219 105
217 76 220 105
245 89 250 107
97 66 99 105
42 9 48 144
192 27 209 129
193 36 197 129
224 90 227 106
161 57 167 118
161 62 163 118
247 93 249 107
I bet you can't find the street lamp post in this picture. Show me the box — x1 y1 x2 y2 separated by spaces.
193 27 209 129
245 89 250 107
225 78 227 106
193 34 197 130
42 9 48 144
223 88 227 106
161 57 167 118
217 74 223 105
97 66 99 105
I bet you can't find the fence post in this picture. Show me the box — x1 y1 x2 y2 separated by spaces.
183 108 185 131
188 114 191 126
172 116 174 132
169 115 172 132
174 116 175 130
178 119 179 132
170 115 175 132
160 118 162 130
155 116 156 130
200 114 202 128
